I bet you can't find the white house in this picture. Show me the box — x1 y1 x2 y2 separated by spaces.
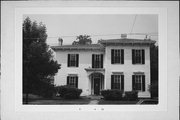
51 35 156 98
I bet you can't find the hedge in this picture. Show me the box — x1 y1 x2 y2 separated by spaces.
55 85 82 99
101 89 123 100
124 91 138 101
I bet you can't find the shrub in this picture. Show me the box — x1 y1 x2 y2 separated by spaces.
124 91 138 101
101 89 123 100
55 85 82 99
149 81 158 98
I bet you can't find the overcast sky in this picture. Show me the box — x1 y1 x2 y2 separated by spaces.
24 14 158 45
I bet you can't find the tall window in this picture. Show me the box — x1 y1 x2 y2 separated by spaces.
92 54 103 68
132 75 145 91
67 76 78 88
132 49 145 64
111 49 124 64
111 74 124 90
68 54 79 67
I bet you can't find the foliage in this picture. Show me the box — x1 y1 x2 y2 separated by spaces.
149 81 158 98
124 91 138 101
72 35 92 45
150 44 158 98
150 45 158 83
23 17 61 101
101 89 123 100
55 85 82 99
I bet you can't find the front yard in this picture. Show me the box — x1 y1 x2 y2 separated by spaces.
23 94 139 105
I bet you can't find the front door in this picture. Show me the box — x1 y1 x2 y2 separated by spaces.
94 78 100 95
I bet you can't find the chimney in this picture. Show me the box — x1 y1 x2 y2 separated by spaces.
121 34 127 39
58 37 63 46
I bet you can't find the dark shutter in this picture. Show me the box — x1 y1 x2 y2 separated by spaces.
76 76 78 88
121 75 124 91
76 54 79 67
92 54 94 68
132 49 135 64
101 54 103 68
142 75 145 91
111 49 114 64
67 54 70 67
111 75 114 89
142 49 145 64
132 75 135 90
121 49 124 64
67 76 70 85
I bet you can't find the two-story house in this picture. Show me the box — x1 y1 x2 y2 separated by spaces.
51 35 156 98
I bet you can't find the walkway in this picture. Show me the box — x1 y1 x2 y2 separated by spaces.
88 100 99 105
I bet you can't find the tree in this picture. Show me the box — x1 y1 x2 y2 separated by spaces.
150 44 158 98
23 17 60 104
72 35 92 45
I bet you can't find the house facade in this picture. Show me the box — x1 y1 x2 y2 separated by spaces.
51 36 155 98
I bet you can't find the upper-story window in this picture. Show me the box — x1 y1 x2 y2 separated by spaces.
92 54 103 68
67 54 79 67
111 74 124 90
132 74 145 91
132 49 145 64
111 49 124 64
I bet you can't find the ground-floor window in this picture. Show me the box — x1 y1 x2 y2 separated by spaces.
111 75 124 90
67 76 78 88
132 75 145 91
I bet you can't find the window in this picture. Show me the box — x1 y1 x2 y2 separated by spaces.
132 49 145 64
92 54 103 68
111 75 124 90
111 49 124 64
132 75 145 91
68 54 79 67
67 76 78 88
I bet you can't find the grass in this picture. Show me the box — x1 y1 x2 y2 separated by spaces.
98 99 139 105
23 95 91 105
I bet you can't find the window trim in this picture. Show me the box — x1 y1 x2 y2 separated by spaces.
111 49 124 64
68 54 79 67
111 74 124 90
132 49 145 64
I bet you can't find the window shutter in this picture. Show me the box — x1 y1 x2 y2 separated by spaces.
76 54 79 67
121 75 124 91
67 54 70 67
111 49 114 64
142 75 145 91
101 54 103 68
132 75 135 90
92 54 94 68
142 49 145 64
132 49 135 64
76 76 78 88
111 75 114 89
121 49 124 64
67 76 70 85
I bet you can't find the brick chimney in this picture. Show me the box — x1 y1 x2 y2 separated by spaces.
58 37 63 46
121 34 127 39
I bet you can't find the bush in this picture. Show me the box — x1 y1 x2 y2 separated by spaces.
55 85 82 99
124 91 138 101
101 89 123 100
149 81 158 98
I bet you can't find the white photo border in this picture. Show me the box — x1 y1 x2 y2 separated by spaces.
14 7 167 112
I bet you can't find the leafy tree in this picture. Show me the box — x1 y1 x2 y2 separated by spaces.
72 35 92 45
23 17 60 104
150 44 158 98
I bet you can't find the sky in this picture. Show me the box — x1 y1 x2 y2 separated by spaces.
24 14 158 45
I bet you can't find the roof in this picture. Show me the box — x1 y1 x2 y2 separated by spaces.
99 38 156 45
51 38 156 51
51 44 105 51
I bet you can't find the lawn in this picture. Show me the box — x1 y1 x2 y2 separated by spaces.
98 99 138 105
23 95 91 105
